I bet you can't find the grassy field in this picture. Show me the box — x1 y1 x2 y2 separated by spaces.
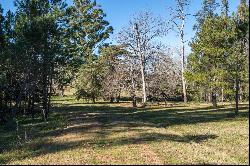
0 96 249 165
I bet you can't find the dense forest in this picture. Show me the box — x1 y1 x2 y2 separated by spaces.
0 0 249 125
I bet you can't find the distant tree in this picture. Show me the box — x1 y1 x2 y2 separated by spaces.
75 60 104 103
170 0 191 103
99 45 128 103
54 65 75 97
118 11 167 107
147 47 182 104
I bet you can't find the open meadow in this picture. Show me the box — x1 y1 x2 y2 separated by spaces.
0 96 249 165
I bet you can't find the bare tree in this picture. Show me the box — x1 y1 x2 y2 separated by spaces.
169 0 191 103
147 46 182 105
118 11 167 107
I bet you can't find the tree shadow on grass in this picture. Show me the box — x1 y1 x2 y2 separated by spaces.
52 104 249 127
19 104 249 141
0 102 248 164
0 131 218 164
33 104 248 140
93 133 218 147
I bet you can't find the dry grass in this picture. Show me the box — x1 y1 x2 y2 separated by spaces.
0 96 249 165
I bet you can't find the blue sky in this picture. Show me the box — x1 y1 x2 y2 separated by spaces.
1 0 241 55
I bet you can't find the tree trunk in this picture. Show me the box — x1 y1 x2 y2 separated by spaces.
132 95 137 108
221 88 224 105
130 53 137 108
59 83 64 97
131 79 137 108
15 82 26 116
204 92 207 102
199 91 202 103
31 96 35 120
116 94 120 103
92 96 96 104
181 56 187 103
212 91 217 108
110 96 114 103
27 95 32 117
0 90 3 119
208 92 211 103
181 19 187 104
135 23 147 107
42 72 49 121
60 88 64 97
235 40 243 116
48 72 53 115
239 82 242 102
235 76 240 116
140 59 147 107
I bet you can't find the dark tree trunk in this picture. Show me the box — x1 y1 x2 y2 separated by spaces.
212 91 217 108
27 95 31 116
42 73 49 121
110 96 114 103
204 92 207 102
48 72 53 115
132 95 137 107
235 77 240 116
0 90 3 117
60 85 64 97
9 100 12 110
23 96 27 116
116 94 120 103
15 91 22 116
221 88 224 104
92 96 96 104
31 97 35 120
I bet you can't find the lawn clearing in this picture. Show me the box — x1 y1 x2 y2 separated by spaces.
0 96 249 165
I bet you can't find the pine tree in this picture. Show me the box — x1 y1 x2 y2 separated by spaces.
72 0 113 102
187 16 236 107
66 0 113 64
231 0 249 115
194 0 219 30
14 0 66 121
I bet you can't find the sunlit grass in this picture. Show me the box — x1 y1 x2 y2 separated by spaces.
0 96 249 165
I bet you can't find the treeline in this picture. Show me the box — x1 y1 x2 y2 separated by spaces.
74 0 249 113
0 0 249 124
75 11 183 107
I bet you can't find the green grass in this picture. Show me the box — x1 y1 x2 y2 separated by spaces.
0 96 249 165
